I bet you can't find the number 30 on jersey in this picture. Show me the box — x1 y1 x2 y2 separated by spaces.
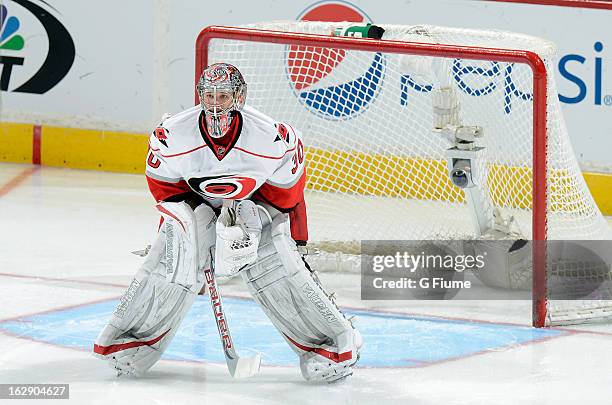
291 139 304 175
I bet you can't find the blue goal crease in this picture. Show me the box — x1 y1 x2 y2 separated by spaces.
0 297 564 368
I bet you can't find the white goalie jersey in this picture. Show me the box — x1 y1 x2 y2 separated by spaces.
145 104 308 243
95 59 360 382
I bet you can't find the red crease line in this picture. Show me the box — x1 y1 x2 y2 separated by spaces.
0 166 39 198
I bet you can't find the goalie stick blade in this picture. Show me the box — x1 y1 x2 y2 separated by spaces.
131 245 151 257
227 352 262 378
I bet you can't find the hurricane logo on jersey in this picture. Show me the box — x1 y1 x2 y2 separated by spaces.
154 127 169 147
188 175 257 200
274 123 291 145
288 2 385 121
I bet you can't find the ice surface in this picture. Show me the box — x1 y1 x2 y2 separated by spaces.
1 163 611 405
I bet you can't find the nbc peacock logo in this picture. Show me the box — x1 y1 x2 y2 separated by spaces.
287 1 386 121
0 5 25 51
0 0 74 94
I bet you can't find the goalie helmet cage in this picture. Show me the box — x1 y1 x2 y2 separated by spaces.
195 23 611 328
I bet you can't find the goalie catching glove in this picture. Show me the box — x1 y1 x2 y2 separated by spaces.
215 200 262 277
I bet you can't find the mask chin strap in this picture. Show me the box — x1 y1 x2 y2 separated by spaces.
206 112 233 138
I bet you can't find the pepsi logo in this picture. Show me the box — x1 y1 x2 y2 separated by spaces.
289 1 385 120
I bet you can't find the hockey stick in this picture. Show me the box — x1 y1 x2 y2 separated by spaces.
203 265 262 378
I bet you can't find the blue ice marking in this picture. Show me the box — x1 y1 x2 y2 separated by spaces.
0 297 564 368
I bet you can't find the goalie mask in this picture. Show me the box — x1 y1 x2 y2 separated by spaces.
197 63 247 138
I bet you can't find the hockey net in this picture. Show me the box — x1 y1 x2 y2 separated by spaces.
196 22 612 326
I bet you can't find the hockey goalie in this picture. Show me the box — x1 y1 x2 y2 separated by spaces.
92 63 362 382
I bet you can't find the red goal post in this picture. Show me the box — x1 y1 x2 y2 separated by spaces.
195 25 550 327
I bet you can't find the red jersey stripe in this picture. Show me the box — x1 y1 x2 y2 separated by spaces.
234 146 296 160
146 175 191 202
253 170 306 210
148 142 208 158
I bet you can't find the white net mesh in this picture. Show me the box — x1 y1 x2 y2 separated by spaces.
202 22 611 325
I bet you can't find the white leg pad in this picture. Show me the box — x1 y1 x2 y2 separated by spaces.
241 207 361 382
93 204 216 375
156 201 215 291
